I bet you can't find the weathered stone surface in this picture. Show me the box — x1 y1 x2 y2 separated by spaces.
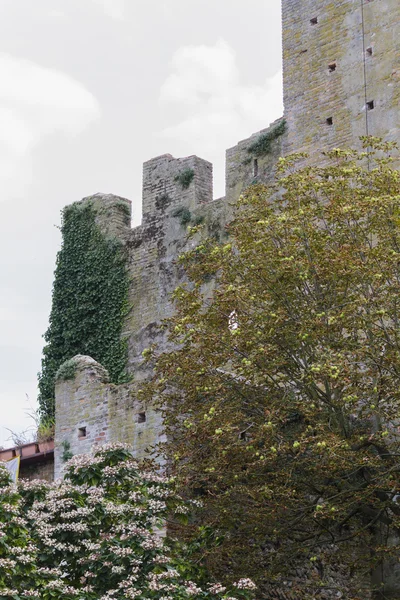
282 0 400 161
53 2 400 592
54 127 285 479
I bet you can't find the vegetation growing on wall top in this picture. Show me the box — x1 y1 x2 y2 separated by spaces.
38 201 130 421
247 119 286 157
55 358 78 382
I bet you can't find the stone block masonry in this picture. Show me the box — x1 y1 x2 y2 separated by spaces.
282 0 400 159
54 122 285 479
53 0 399 486
55 356 163 478
50 1 400 592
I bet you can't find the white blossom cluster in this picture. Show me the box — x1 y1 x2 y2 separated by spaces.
0 445 255 600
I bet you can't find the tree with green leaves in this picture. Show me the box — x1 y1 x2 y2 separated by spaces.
143 139 400 599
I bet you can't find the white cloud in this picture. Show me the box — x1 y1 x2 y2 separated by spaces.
160 40 239 106
158 39 283 196
90 0 126 20
0 53 101 194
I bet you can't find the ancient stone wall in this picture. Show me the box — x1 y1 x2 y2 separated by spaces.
53 123 284 476
51 1 400 593
54 0 400 481
282 0 400 158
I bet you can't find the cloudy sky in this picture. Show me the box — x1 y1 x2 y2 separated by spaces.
0 0 283 447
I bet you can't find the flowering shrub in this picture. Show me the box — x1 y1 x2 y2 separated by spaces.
0 444 255 600
0 465 49 598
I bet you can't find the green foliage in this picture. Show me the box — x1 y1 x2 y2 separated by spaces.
36 416 55 443
172 207 205 228
55 357 78 382
144 139 400 598
38 201 130 421
175 168 195 189
172 206 193 226
247 119 286 157
0 466 48 597
192 214 205 226
10 444 256 600
61 439 73 462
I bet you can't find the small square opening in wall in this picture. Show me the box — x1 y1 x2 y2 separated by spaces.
310 17 318 25
137 412 146 424
366 46 373 56
326 117 333 126
367 100 375 110
78 426 87 439
328 62 337 72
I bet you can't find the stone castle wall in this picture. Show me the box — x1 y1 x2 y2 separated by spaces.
282 0 400 158
54 0 400 485
54 134 285 478
51 1 400 593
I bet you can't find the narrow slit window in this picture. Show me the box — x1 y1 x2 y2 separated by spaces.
78 426 87 439
367 100 374 111
137 412 146 424
326 117 333 126
328 62 337 72
253 159 258 177
310 17 318 25
366 46 373 56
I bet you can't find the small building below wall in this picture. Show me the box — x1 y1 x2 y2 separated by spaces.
0 440 54 482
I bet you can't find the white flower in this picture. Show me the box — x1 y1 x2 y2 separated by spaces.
233 578 257 590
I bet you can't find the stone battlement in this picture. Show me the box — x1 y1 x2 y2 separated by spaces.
55 0 400 491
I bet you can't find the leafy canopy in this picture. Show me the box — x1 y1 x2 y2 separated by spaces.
143 139 400 598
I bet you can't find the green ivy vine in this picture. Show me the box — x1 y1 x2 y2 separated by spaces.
38 201 130 421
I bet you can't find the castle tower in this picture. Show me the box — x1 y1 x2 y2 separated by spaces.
54 154 219 478
282 0 400 156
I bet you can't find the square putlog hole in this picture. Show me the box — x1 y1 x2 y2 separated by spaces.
310 16 318 25
326 117 333 126
78 426 87 439
137 412 146 424
366 46 373 56
367 100 375 110
328 62 337 72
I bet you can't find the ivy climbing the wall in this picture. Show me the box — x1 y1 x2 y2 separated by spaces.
38 201 130 421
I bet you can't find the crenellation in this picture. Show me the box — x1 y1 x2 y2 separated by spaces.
79 192 132 238
225 118 287 216
142 154 213 224
46 2 400 591
54 0 400 474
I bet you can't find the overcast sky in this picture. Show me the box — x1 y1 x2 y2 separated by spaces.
0 0 283 448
